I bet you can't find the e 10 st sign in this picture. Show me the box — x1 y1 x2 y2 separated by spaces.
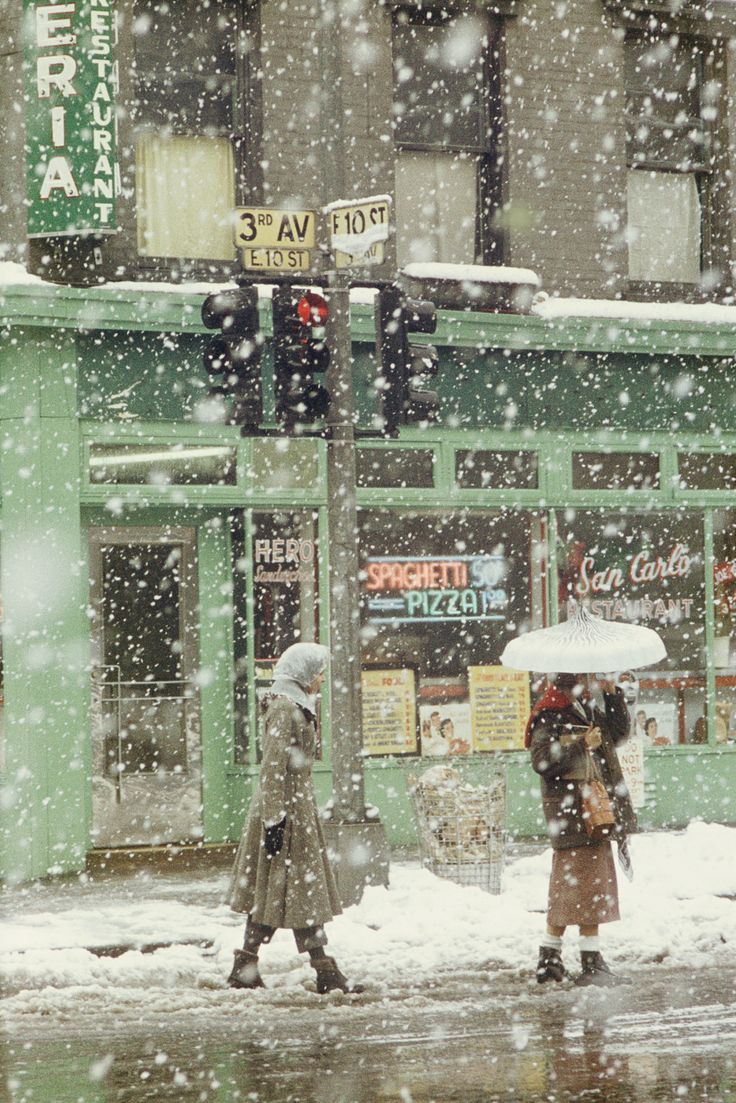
24 0 118 237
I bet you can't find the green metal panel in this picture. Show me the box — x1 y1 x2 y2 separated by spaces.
243 509 258 767
0 329 89 882
2 281 736 359
198 518 239 842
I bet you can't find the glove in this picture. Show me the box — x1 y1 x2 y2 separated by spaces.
264 817 286 857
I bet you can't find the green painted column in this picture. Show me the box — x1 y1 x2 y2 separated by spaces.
0 328 89 883
198 517 239 841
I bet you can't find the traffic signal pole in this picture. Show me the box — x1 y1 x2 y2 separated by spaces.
322 272 389 906
318 1 389 905
323 277 362 824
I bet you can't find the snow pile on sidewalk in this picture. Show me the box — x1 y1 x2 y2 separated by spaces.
2 822 736 1012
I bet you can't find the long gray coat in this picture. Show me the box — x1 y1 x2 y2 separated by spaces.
227 695 342 929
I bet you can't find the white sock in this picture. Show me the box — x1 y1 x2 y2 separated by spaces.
579 935 601 952
541 934 563 951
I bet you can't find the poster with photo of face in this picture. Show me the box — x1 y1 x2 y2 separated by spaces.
419 701 472 757
639 701 676 746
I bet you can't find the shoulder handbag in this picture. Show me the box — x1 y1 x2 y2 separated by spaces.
580 749 616 841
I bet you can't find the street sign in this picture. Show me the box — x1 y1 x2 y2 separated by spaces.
234 207 316 250
335 241 385 270
242 247 311 272
326 196 391 269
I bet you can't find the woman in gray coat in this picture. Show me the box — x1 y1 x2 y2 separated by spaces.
227 642 360 993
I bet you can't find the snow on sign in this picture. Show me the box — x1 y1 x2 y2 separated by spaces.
326 195 391 269
233 207 316 271
24 0 119 236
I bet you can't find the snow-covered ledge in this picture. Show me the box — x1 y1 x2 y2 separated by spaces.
399 262 541 314
532 292 736 326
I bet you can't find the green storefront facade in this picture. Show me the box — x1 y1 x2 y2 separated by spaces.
3 277 736 884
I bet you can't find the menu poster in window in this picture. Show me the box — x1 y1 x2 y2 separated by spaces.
469 666 530 752
361 668 418 756
419 701 472 756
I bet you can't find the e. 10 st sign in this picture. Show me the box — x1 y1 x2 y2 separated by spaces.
24 0 119 237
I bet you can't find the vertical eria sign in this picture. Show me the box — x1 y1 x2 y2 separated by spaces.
24 0 118 236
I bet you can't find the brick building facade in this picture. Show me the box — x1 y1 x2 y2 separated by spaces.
3 0 736 298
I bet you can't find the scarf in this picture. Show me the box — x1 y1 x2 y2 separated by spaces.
523 684 592 748
270 642 330 715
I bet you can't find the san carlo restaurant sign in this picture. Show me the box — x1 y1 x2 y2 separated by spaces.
23 0 118 236
363 555 508 623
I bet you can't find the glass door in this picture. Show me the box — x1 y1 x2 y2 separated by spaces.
88 527 202 846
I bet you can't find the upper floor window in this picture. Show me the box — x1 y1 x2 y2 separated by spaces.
625 31 720 286
392 9 503 267
132 0 239 262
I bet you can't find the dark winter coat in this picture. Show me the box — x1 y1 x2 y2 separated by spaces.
529 688 637 851
227 695 342 928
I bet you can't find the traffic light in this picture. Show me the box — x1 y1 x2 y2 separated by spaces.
374 286 439 437
201 286 263 431
271 286 330 432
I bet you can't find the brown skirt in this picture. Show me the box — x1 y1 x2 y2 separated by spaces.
547 843 620 928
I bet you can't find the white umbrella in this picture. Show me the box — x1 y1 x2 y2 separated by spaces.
500 604 667 673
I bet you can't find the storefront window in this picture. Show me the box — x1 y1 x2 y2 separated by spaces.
557 509 705 745
455 449 538 490
358 509 544 757
711 510 736 746
572 451 660 491
232 510 321 763
89 443 236 486
678 453 736 492
356 448 435 489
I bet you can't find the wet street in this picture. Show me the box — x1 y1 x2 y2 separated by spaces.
4 966 736 1102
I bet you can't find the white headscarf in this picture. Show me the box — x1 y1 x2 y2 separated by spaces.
271 642 330 714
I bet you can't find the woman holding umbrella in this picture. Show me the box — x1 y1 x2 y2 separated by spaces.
526 671 635 986
501 605 666 987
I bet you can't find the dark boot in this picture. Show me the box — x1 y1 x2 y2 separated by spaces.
227 949 265 990
312 955 364 994
536 945 566 984
575 950 631 987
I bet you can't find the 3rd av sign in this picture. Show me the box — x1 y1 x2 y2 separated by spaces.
233 207 316 271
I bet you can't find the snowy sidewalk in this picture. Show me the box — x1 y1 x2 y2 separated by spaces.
2 822 736 1012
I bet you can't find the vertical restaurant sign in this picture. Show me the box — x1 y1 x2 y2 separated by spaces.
361 668 418 756
468 665 530 752
24 0 118 236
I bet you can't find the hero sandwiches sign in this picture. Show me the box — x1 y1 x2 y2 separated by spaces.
24 0 118 236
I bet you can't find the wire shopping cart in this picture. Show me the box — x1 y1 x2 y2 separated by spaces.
409 767 507 894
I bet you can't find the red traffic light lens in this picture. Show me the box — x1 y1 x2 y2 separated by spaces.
296 290 329 327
